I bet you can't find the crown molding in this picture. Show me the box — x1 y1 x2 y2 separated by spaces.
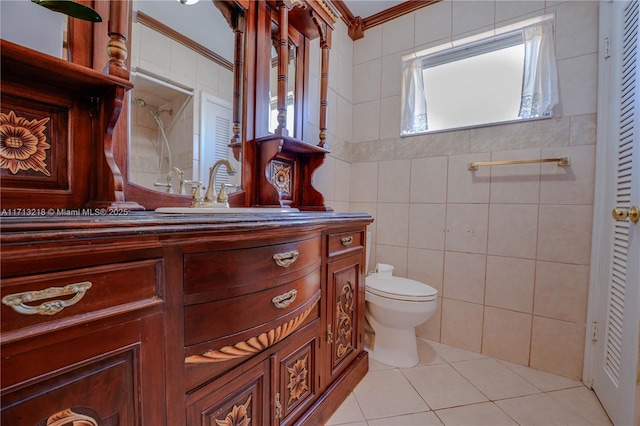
333 0 441 40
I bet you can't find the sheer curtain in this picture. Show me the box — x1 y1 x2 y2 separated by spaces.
519 20 559 118
400 56 428 135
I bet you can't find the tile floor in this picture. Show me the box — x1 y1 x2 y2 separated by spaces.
325 338 612 426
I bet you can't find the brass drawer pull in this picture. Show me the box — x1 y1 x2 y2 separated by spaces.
273 250 299 267
46 408 98 426
272 289 298 309
340 236 354 246
1 281 92 316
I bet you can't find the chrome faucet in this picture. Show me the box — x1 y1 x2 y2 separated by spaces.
196 159 236 208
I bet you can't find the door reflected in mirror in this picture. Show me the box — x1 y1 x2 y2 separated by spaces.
129 0 242 196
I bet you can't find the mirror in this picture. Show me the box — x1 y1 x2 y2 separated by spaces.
268 22 298 135
128 0 243 196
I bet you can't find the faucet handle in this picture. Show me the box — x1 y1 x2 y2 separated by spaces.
216 183 234 205
191 183 205 207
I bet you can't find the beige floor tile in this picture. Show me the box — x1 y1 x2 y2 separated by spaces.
402 364 488 410
498 359 583 392
413 338 447 366
495 393 591 425
547 387 613 425
366 351 396 371
451 358 540 401
435 402 518 425
367 411 443 425
325 393 365 425
422 339 487 363
353 369 430 419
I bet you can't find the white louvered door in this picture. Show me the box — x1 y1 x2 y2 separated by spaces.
199 92 233 186
592 1 640 424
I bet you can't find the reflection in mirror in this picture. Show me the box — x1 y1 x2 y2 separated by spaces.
269 24 297 134
0 0 68 59
129 0 242 196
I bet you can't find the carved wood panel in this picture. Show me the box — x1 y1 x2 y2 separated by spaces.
326 255 361 381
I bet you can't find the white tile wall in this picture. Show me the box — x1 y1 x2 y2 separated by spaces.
324 1 601 380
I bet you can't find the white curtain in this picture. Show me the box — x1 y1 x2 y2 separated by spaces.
400 56 428 135
519 20 559 118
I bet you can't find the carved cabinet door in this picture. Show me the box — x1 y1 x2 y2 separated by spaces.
274 324 320 426
186 359 270 426
325 255 364 383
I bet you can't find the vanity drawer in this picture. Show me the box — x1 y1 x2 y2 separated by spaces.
1 259 161 334
327 230 364 257
184 267 320 351
184 236 321 299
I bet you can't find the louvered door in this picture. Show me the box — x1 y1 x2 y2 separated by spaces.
198 92 234 185
592 1 640 424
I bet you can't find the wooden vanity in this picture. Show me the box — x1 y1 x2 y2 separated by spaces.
0 212 372 425
0 1 370 424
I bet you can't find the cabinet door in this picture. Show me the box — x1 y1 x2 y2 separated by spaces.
275 325 320 426
325 254 364 383
1 314 165 426
187 359 270 426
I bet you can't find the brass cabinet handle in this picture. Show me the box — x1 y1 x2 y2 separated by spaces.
1 281 92 316
272 289 297 309
45 408 98 426
612 206 639 223
275 392 283 420
273 250 299 267
340 236 354 246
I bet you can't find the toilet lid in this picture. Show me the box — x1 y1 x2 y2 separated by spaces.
366 274 438 302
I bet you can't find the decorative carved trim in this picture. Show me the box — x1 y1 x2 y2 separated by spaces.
215 394 252 426
0 111 51 177
271 161 292 195
316 0 341 23
333 0 442 40
335 282 354 359
185 299 318 363
287 353 309 403
135 11 233 72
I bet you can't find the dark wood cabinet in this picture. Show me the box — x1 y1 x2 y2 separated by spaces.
0 213 371 426
0 242 165 426
323 229 366 385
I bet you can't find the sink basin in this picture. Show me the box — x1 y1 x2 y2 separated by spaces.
154 207 300 214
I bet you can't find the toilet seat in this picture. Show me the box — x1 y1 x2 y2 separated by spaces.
366 274 437 302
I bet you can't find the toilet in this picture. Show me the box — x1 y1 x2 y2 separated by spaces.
365 233 438 368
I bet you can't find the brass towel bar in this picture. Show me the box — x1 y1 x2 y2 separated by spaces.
468 157 571 171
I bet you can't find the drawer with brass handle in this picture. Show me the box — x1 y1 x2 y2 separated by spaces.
184 267 321 353
1 259 161 335
327 230 364 257
184 237 320 301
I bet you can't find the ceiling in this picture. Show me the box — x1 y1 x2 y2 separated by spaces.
342 0 406 19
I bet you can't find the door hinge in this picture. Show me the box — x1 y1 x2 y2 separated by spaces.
603 37 611 59
327 323 333 344
591 321 598 342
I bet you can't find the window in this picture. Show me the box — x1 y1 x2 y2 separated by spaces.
401 18 558 135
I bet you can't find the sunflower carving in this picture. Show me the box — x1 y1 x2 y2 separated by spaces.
0 110 51 177
215 394 252 426
271 161 291 195
287 354 309 403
